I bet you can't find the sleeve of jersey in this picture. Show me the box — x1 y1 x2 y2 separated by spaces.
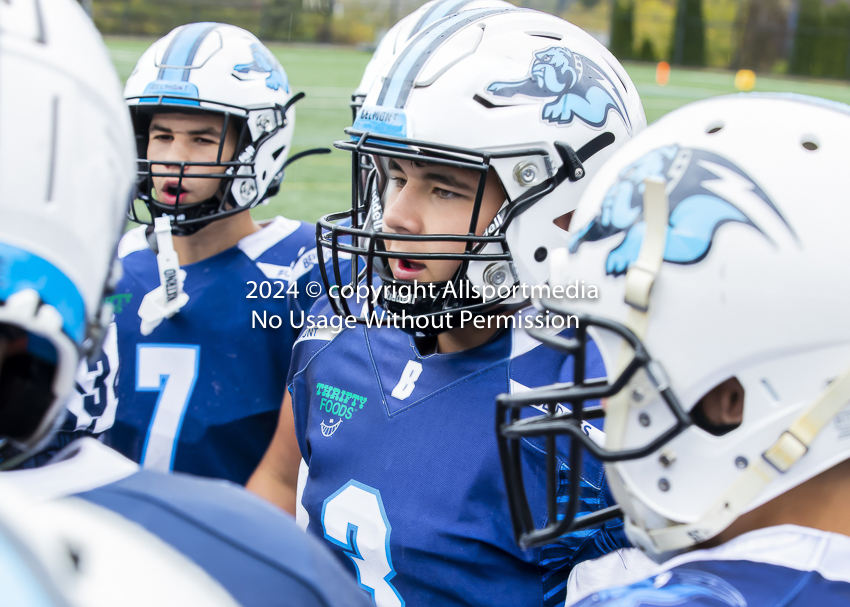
75 471 373 607
293 245 321 314
249 222 320 317
291 244 353 315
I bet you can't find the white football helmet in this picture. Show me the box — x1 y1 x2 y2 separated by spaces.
496 94 850 561
0 482 238 607
351 0 515 120
125 24 302 235
0 0 134 450
320 8 645 332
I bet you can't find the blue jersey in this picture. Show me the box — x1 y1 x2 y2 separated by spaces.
107 217 317 485
289 300 627 607
1 439 372 607
573 525 850 607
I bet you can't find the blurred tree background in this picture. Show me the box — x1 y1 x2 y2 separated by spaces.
89 0 850 77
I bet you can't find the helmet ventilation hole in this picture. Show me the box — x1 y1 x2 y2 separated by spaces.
526 31 563 41
802 140 818 151
706 122 723 134
534 247 547 262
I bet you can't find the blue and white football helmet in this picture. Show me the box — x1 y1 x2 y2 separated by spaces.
125 24 303 235
320 9 646 332
497 94 850 561
0 0 133 451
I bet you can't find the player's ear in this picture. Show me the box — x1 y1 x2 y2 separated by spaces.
553 211 574 232
690 377 745 436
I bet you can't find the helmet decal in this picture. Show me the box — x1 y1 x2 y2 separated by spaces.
487 47 630 130
587 570 746 607
568 145 794 276
233 43 290 92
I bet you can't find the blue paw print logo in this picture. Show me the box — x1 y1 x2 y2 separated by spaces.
579 569 747 606
569 145 795 276
487 46 629 130
233 44 289 92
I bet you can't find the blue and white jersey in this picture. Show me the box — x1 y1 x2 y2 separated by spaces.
107 217 317 485
0 439 373 607
289 300 627 607
573 525 850 607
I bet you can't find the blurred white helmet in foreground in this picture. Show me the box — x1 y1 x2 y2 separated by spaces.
0 0 134 450
0 481 238 607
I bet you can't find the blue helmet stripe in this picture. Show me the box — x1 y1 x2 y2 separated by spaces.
0 242 87 346
378 7 516 109
157 22 218 82
408 0 480 41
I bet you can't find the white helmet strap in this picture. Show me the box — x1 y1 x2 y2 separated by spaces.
605 176 671 451
624 176 669 319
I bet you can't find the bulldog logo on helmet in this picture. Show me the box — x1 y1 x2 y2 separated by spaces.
233 43 289 92
486 46 628 130
569 145 794 276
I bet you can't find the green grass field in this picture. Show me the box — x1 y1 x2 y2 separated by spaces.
107 37 850 224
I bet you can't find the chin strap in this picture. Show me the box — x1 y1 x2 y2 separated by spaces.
623 177 669 333
605 176 670 451
137 216 189 336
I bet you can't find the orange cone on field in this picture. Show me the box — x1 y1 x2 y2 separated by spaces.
656 61 670 86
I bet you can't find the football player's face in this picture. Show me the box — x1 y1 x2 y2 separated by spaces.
381 158 505 283
147 113 237 206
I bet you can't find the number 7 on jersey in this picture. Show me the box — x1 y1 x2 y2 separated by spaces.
137 344 200 472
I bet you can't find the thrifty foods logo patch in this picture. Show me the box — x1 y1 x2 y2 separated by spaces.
316 382 368 437
105 293 132 314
